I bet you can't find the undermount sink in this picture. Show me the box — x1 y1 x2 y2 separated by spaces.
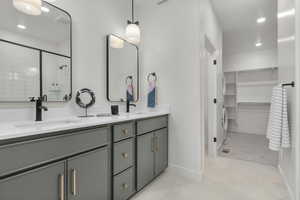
15 119 81 129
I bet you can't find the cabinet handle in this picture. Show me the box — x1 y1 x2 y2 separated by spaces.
71 169 77 196
122 152 129 159
122 129 129 136
59 174 65 200
121 183 129 191
155 136 159 152
151 137 155 152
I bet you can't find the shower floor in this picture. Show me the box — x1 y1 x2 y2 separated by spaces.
218 132 278 166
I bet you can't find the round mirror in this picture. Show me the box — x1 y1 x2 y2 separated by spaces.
76 88 96 109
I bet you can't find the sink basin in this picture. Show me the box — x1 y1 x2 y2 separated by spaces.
15 119 81 129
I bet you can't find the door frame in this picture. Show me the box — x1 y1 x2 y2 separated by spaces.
200 35 220 172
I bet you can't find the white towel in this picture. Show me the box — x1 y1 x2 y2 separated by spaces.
267 85 290 151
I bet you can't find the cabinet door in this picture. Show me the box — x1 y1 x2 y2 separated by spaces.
137 132 155 191
0 162 65 200
154 128 168 175
68 147 109 200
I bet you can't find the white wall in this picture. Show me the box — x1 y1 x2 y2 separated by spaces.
137 0 222 174
278 0 297 198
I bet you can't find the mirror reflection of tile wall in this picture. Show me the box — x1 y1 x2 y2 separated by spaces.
0 42 40 101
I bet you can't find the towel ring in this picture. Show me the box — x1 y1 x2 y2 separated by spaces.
147 72 157 82
125 76 134 85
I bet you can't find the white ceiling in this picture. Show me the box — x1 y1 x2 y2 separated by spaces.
211 0 277 56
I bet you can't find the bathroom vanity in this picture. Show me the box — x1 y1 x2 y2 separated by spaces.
0 113 169 200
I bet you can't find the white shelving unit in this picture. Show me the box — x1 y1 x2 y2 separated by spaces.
223 67 278 135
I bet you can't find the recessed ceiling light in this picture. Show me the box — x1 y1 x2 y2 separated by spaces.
255 42 262 47
257 17 266 24
278 8 295 19
17 24 27 30
41 6 50 13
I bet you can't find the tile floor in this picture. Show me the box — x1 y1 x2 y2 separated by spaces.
218 132 278 166
131 157 290 200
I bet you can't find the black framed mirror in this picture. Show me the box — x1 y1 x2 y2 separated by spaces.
106 34 139 102
0 0 72 102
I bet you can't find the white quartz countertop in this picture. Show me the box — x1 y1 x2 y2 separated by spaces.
0 110 170 142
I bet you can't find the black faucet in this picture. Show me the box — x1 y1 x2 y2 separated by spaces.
126 99 136 113
29 95 48 121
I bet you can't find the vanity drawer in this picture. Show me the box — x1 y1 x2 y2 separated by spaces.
113 139 134 175
114 167 134 200
137 116 168 135
113 122 134 142
0 127 108 177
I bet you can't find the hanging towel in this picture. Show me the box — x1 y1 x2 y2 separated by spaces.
267 85 290 151
147 78 156 108
126 76 134 102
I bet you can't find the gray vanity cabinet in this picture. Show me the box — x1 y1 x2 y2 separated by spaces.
68 148 109 200
137 132 155 190
0 161 65 200
154 128 168 175
137 116 168 191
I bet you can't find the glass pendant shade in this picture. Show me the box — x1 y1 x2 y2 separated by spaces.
125 23 141 44
13 0 42 16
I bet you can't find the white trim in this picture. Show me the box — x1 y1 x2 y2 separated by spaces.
278 165 295 200
168 164 203 181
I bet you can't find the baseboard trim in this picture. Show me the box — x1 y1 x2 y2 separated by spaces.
278 165 295 200
168 164 203 181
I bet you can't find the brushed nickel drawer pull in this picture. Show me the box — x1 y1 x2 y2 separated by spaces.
122 152 129 159
122 129 129 135
71 169 77 196
121 183 129 191
59 174 65 200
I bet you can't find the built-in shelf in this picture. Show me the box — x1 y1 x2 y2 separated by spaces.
224 104 236 108
224 93 236 96
237 81 278 87
224 66 278 73
237 100 271 104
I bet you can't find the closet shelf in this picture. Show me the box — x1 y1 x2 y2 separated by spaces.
237 81 278 87
237 100 271 104
224 93 236 96
224 104 236 108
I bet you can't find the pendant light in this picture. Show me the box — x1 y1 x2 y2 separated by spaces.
13 0 42 16
126 0 141 44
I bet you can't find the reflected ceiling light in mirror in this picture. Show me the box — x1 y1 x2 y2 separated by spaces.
110 35 124 49
125 0 141 44
257 17 266 24
13 0 42 16
255 42 262 47
17 24 27 30
41 6 50 13
278 35 295 43
278 8 295 19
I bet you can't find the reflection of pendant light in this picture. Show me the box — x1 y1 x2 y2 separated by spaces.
126 0 141 44
13 0 42 16
110 35 124 49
